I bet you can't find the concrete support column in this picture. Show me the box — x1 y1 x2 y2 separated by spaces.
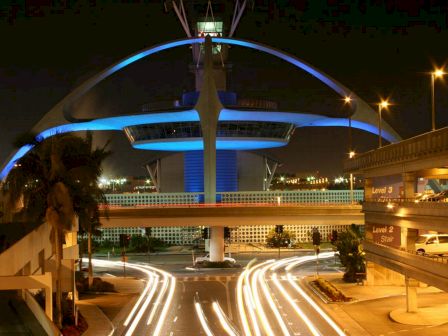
365 261 375 286
401 228 419 252
195 35 224 261
210 226 224 262
405 276 419 313
402 172 416 199
364 178 373 200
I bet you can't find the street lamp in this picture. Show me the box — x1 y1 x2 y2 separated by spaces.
377 100 389 148
431 68 445 131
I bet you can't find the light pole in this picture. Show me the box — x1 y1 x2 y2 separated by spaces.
349 150 355 204
344 96 355 204
431 68 445 131
377 100 389 148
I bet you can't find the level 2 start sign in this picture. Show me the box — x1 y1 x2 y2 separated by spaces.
372 225 401 247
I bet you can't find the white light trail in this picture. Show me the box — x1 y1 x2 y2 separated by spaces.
195 301 214 336
212 302 239 336
251 268 275 336
89 259 175 336
271 273 321 336
244 284 261 336
153 275 177 336
258 265 291 336
287 273 346 336
147 271 169 325
123 272 154 326
236 268 252 336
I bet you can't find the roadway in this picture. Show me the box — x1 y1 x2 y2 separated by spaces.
92 252 346 335
100 204 363 227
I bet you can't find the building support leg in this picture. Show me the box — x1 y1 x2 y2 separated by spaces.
210 226 224 262
405 276 419 313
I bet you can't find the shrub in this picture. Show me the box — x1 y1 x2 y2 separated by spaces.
312 278 351 302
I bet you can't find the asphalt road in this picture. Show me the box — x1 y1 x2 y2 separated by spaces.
93 252 345 336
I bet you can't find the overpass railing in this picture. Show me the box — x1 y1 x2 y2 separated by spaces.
344 126 448 172
104 190 364 207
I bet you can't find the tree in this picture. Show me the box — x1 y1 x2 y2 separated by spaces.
69 132 110 288
2 132 110 328
266 229 291 248
335 224 366 282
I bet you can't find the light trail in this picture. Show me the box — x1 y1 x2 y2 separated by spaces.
233 253 345 336
286 274 346 336
123 272 155 326
153 274 177 336
271 273 321 336
195 299 215 336
236 268 252 336
258 265 291 336
212 302 240 336
251 268 275 335
89 259 175 336
146 270 169 325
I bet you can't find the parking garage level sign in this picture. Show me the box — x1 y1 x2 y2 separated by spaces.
372 225 401 247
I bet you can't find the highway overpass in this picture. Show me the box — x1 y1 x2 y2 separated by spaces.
100 203 364 227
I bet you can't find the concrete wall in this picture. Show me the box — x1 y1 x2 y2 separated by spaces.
160 153 184 192
237 151 264 191
0 222 53 276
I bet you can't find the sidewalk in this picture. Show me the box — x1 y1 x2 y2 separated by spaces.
311 274 448 336
77 277 143 336
77 302 114 336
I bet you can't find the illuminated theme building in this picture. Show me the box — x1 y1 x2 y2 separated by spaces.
0 2 400 257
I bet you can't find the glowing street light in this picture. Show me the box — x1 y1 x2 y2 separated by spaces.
431 68 445 131
377 99 390 148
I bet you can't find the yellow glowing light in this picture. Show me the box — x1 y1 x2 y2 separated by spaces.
349 151 355 159
344 96 352 104
386 202 395 209
379 100 389 109
434 69 445 78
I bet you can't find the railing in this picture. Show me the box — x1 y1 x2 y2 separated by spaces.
104 190 364 207
344 126 448 172
363 198 448 215
366 241 448 265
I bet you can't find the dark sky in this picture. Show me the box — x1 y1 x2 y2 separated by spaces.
1 1 448 178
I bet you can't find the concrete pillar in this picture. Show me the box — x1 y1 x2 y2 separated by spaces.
195 35 224 261
210 226 225 262
365 261 376 286
405 276 419 313
364 178 373 200
402 172 416 199
400 228 418 252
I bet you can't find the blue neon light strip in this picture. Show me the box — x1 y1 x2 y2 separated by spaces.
0 36 395 180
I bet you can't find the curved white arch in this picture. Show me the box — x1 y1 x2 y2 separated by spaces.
1 37 401 180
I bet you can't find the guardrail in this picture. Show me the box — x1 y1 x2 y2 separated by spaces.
366 241 448 265
104 190 364 207
344 126 448 172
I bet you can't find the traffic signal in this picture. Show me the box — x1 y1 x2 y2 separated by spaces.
275 225 284 234
119 234 131 248
312 229 321 246
224 227 231 239
202 227 209 239
330 230 338 244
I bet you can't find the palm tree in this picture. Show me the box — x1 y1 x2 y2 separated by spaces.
2 132 110 328
69 132 110 288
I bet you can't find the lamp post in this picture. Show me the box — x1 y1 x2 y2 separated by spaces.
431 69 445 131
349 150 355 204
377 100 389 148
344 96 355 204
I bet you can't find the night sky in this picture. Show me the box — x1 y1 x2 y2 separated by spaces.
1 1 448 178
